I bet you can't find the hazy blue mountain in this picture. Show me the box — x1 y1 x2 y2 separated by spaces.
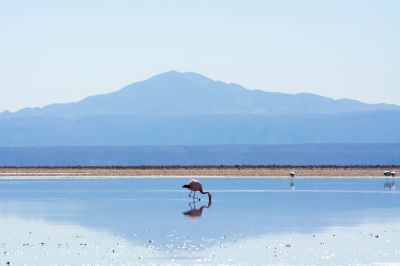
1 111 400 146
3 71 399 117
1 71 399 151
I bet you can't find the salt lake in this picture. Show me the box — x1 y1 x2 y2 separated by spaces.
0 178 399 265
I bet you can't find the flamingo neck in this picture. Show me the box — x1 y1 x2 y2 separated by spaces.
200 189 212 201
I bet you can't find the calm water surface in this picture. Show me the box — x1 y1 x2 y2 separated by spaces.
0 178 399 265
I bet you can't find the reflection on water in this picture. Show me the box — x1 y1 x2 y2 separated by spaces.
384 180 396 191
0 177 399 264
182 201 212 219
384 176 396 191
1 217 399 265
289 180 295 190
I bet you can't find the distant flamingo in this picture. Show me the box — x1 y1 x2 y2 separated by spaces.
384 170 396 191
289 171 296 190
182 179 212 202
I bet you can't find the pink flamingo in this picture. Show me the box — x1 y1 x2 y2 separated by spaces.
182 179 212 202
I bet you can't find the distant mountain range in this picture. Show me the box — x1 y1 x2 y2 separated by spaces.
2 71 399 117
0 71 400 147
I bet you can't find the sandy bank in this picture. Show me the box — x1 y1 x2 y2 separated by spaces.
0 166 397 178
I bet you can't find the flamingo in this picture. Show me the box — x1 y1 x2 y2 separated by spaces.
384 170 396 191
182 179 212 202
289 172 295 190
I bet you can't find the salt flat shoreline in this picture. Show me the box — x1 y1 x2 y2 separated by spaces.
0 166 397 178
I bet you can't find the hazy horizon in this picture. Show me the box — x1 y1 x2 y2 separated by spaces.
1 0 399 112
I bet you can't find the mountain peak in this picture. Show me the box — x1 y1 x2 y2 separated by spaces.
149 70 215 84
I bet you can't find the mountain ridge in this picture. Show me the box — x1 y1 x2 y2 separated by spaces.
2 71 399 117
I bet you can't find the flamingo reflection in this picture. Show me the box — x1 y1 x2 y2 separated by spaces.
182 201 212 219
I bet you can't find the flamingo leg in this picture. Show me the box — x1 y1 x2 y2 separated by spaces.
189 191 192 198
193 191 201 201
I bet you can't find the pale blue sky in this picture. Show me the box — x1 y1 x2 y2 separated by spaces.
1 0 399 111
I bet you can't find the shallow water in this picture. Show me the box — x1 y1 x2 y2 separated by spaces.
0 178 399 265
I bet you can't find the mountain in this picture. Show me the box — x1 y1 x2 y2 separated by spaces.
1 111 400 146
0 71 399 149
3 71 399 118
